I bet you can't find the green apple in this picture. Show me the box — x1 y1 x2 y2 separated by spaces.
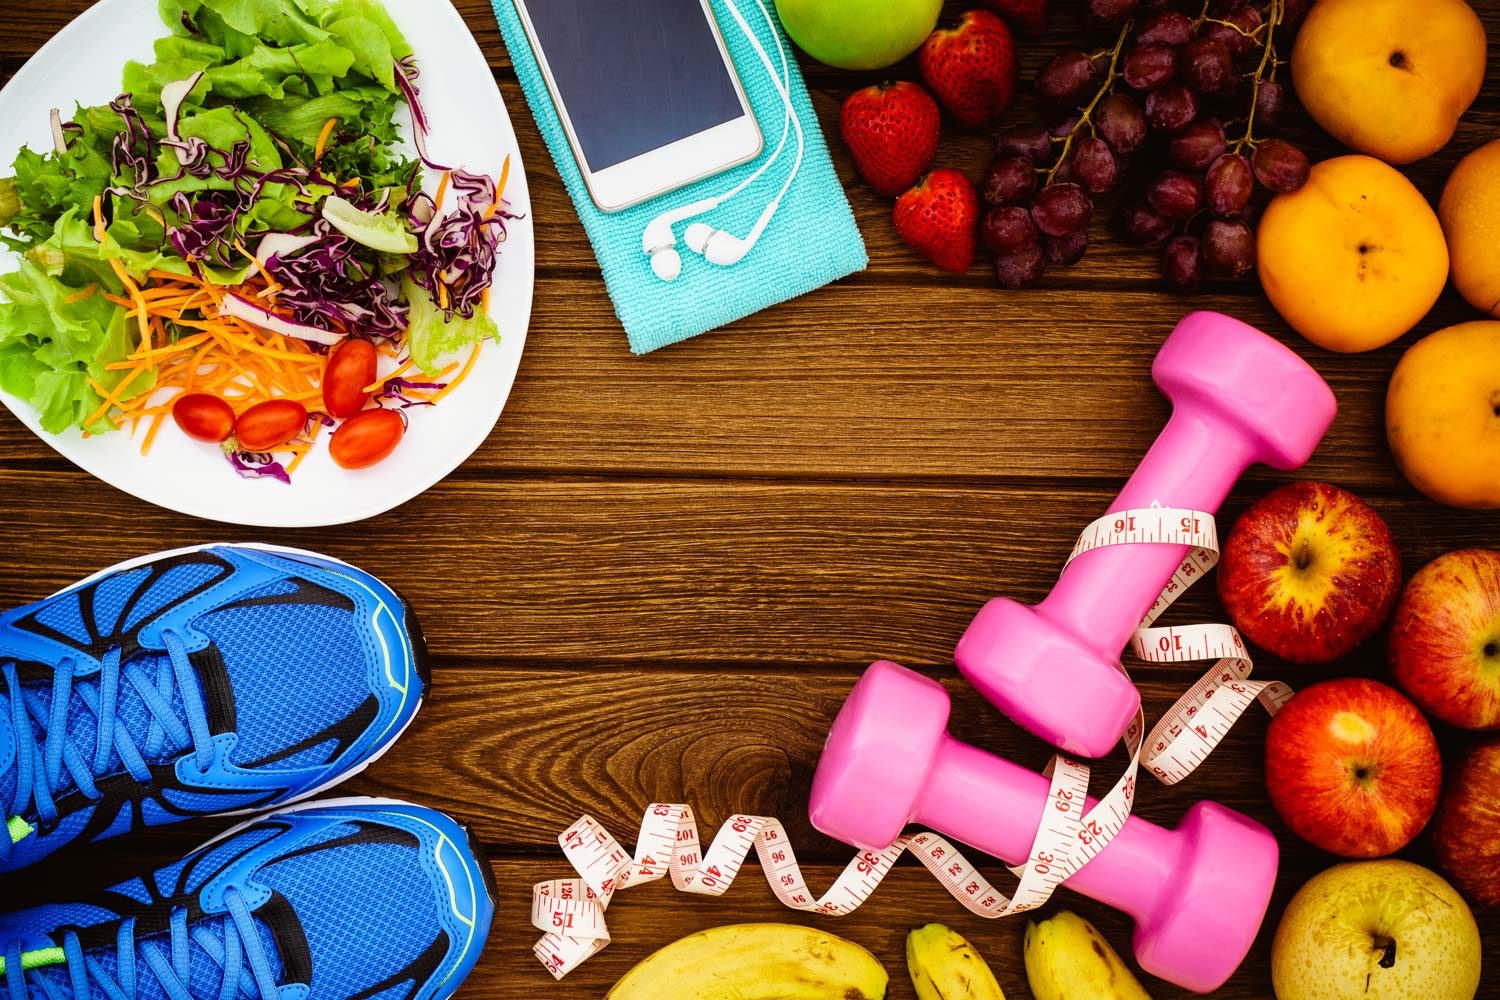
774 0 942 70
1272 860 1481 1000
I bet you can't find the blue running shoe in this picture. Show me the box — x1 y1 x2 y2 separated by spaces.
0 798 495 1000
0 544 427 873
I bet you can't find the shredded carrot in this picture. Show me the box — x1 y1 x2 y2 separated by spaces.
64 283 99 304
286 421 324 474
433 171 451 211
430 343 482 403
315 117 340 162
94 196 151 349
364 357 415 393
83 171 486 465
483 155 512 220
83 364 150 429
235 240 278 292
139 412 167 455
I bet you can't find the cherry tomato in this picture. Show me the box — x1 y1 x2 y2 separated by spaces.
171 393 236 443
234 399 309 452
322 338 379 419
329 407 405 470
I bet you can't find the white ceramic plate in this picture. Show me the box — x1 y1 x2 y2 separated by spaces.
0 0 533 527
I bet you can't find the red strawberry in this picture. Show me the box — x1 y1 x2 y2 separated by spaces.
978 0 1048 36
919 10 1019 128
839 81 941 198
893 168 979 274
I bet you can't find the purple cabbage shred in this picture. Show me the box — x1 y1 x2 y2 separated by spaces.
224 448 292 485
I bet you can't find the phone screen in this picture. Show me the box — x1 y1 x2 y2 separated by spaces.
521 0 747 172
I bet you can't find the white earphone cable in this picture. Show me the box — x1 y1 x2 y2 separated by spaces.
721 0 804 216
713 0 795 204
641 0 804 277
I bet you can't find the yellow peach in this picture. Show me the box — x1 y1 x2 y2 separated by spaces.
1257 155 1448 353
1387 322 1500 510
1292 0 1487 164
1439 140 1500 316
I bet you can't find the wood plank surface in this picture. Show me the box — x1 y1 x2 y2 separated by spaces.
0 664 1486 999
0 1 1498 1000
0 470 1496 667
0 280 1483 487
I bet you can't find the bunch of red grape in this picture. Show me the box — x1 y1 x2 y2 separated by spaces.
982 0 1311 290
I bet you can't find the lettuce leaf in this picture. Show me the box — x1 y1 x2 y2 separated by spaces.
401 273 498 375
0 259 148 434
28 208 255 289
0 0 422 434
4 103 118 249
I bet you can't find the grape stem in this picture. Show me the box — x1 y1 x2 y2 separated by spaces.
1230 0 1286 154
1045 18 1134 185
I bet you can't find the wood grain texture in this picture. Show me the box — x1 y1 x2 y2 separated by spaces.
0 470 1496 667
1 666 1496 1000
0 854 1343 1000
0 281 1486 486
0 1 1498 999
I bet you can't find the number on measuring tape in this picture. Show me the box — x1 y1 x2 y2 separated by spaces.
532 507 1289 977
530 770 1121 981
1065 506 1290 785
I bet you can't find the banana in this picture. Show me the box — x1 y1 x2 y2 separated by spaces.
1023 911 1154 1000
906 923 1007 1000
604 922 888 1000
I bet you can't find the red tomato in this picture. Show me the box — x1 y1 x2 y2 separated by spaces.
322 338 379 419
171 393 236 443
329 407 405 470
234 399 309 451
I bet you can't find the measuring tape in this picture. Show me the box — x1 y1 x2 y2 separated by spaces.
531 507 1290 977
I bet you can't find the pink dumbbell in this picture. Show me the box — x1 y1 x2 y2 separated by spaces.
809 661 1278 993
955 311 1336 758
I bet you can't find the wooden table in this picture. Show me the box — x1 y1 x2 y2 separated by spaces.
1 1 1497 997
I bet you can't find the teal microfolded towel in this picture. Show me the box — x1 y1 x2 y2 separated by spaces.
491 0 868 354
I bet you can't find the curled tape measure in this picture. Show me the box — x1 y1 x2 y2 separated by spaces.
532 507 1289 977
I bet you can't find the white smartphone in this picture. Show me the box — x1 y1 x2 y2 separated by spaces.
512 0 764 213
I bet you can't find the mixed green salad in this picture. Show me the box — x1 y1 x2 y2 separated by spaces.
0 0 514 478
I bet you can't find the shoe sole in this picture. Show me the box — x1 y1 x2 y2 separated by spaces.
49 543 429 818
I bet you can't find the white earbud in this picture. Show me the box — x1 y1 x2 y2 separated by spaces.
643 196 721 281
681 0 803 272
683 195 780 267
641 0 802 280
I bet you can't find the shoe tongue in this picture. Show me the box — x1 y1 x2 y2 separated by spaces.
13 652 207 806
31 913 285 1000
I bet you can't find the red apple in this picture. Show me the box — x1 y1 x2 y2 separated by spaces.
1218 482 1402 664
1389 549 1500 730
1433 738 1500 906
1266 677 1442 857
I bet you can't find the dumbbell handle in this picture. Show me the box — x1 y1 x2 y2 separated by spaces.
1040 407 1253 657
918 735 1177 924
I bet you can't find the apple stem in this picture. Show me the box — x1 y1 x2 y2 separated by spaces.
1295 540 1312 570
1374 936 1397 969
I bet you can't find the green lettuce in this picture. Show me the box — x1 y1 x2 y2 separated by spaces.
0 0 422 435
401 274 498 375
0 259 146 434
28 208 255 289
